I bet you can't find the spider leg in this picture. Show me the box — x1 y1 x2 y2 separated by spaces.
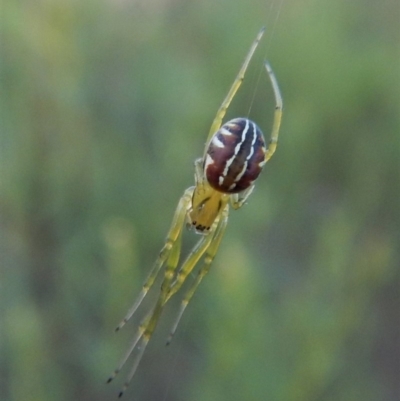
263 62 283 162
107 314 150 385
166 206 229 345
165 223 219 303
230 185 255 210
115 187 194 332
108 220 185 386
114 229 214 397
205 27 266 146
115 299 162 397
117 334 148 398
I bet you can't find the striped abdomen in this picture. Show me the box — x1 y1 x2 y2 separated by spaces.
204 118 266 194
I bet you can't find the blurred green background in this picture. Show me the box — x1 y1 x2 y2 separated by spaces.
1 0 399 400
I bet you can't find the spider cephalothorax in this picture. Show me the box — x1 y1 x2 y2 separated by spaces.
108 27 283 397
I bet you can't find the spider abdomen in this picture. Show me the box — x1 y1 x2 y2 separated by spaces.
204 118 266 194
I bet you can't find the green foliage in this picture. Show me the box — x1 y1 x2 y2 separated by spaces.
1 0 399 400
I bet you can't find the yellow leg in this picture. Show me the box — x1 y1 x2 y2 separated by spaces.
205 27 266 146
263 62 283 162
113 235 215 396
116 301 159 397
109 220 186 394
165 223 219 303
230 185 255 210
166 206 229 345
109 200 219 397
115 187 193 332
108 210 186 387
117 335 148 398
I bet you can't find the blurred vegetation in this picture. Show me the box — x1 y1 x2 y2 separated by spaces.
1 0 399 400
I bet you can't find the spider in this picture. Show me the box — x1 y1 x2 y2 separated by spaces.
108 26 282 397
